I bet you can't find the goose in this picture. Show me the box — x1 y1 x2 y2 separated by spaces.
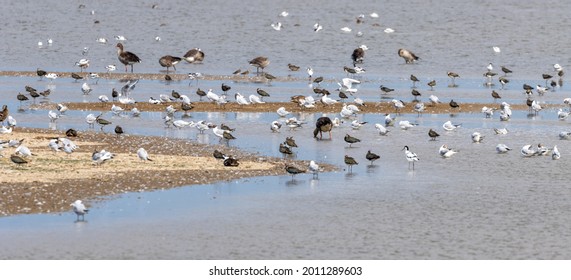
116 43 141 72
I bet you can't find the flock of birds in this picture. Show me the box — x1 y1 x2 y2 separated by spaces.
4 8 571 221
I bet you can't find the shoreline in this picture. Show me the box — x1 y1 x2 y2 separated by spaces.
0 127 333 217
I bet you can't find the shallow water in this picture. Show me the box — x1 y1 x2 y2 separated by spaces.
2 0 571 259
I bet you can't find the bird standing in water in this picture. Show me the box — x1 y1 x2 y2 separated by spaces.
313 116 333 139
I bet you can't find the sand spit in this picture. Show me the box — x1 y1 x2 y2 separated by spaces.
0 128 331 216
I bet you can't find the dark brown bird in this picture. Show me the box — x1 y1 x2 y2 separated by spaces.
232 68 241 75
164 74 172 81
285 164 305 179
501 66 512 75
159 55 182 73
196 88 206 101
223 157 240 167
96 115 112 131
65 128 78 137
313 116 333 139
40 89 51 98
116 43 141 72
380 85 394 94
223 131 236 140
344 155 358 173
279 143 293 156
171 90 181 99
114 125 124 137
339 91 348 101
36 68 47 80
313 76 324 85
523 84 533 91
410 74 419 87
0 105 9 124
213 149 226 159
256 88 270 100
10 154 28 166
427 80 436 90
111 88 119 101
29 90 40 103
264 72 276 82
411 89 421 100
344 66 357 75
25 85 36 93
344 134 361 147
249 56 270 74
398 48 419 64
428 129 440 141
221 83 231 94
447 71 459 85
542 74 553 86
366 150 380 165
288 63 300 71
220 123 235 132
181 102 193 116
499 77 509 89
285 136 298 147
183 48 205 63
71 73 84 82
491 90 501 102
449 99 460 110
351 46 366 66
17 93 29 107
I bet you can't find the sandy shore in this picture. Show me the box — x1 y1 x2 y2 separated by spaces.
34 100 539 115
0 128 331 216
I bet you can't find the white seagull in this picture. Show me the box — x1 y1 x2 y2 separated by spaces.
98 95 109 102
137 147 152 161
471 132 484 143
552 145 561 160
399 120 417 130
375 123 389 136
249 94 265 104
276 107 290 117
81 82 92 95
559 131 571 140
521 144 538 157
48 110 60 122
442 120 461 131
496 144 511 154
429 95 441 106
270 120 282 132
70 200 88 221
439 144 458 158
235 92 250 105
494 128 508 135
557 109 569 120
309 160 320 179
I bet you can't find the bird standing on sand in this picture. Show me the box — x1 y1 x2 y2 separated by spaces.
314 116 333 139
116 43 141 72
137 147 152 161
114 125 124 137
249 56 270 75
